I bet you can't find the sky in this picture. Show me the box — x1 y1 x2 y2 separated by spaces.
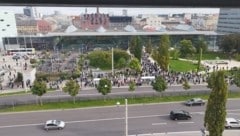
0 6 219 16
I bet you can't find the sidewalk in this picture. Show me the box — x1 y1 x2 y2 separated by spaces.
129 130 240 136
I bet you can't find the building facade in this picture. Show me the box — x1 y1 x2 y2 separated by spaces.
217 8 240 34
0 10 18 50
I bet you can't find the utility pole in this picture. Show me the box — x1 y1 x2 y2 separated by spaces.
112 47 114 77
125 99 128 136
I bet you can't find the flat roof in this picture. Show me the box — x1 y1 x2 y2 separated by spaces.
45 31 219 37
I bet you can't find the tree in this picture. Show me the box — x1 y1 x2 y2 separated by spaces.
128 80 136 92
145 38 152 54
31 80 47 106
129 36 142 61
204 71 228 136
97 78 112 101
182 80 191 90
152 76 167 92
231 68 240 87
179 39 196 58
152 35 170 71
219 34 237 54
128 57 142 75
197 48 203 72
63 79 80 104
195 36 208 53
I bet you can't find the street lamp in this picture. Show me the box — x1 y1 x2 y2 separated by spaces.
116 99 128 136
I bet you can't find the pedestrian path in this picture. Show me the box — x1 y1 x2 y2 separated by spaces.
129 130 240 136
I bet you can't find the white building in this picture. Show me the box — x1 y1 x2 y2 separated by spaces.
217 8 240 34
0 10 18 50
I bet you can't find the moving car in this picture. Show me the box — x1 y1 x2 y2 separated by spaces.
225 118 240 129
185 98 205 106
44 120 65 131
170 110 192 120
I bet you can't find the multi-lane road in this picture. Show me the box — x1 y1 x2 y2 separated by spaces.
0 99 239 136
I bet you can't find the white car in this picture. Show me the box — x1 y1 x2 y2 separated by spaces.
225 118 240 129
44 120 65 131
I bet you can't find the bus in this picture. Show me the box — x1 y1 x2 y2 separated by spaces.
6 48 35 55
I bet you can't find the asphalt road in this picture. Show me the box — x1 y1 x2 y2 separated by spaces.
0 99 239 136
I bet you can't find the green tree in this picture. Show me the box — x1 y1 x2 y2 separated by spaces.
153 35 170 71
97 78 112 101
170 49 180 60
128 80 136 92
152 76 167 92
219 34 237 54
63 79 80 104
204 71 228 136
128 57 142 75
197 48 203 72
195 36 208 53
179 39 196 58
145 38 152 54
182 80 191 90
31 80 47 106
129 36 142 61
231 68 240 88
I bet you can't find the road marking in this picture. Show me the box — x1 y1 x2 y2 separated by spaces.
178 121 194 124
0 123 43 129
152 122 167 125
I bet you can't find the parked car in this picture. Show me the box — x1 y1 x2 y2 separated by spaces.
12 54 21 60
44 120 65 131
170 110 192 120
185 98 205 106
225 118 240 129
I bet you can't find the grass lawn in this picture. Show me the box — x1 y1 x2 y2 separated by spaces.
169 59 197 72
189 52 229 60
1 91 240 113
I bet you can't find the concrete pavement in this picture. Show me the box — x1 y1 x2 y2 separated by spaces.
129 130 240 136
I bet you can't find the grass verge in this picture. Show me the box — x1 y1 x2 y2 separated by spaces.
1 91 240 113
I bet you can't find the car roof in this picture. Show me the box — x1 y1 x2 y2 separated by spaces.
46 120 59 124
171 110 188 114
226 118 238 122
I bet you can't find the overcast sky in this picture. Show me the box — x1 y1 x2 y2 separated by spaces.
0 6 220 16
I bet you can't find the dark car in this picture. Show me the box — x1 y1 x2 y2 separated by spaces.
185 98 205 106
170 110 192 120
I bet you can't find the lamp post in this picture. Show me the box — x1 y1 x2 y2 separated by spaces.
116 99 128 136
112 47 114 77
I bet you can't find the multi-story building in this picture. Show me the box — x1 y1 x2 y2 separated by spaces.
36 20 52 34
0 10 18 50
109 16 132 31
217 8 240 34
71 8 110 31
16 19 51 35
16 20 38 35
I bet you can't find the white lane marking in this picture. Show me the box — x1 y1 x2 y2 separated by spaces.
178 122 194 124
0 123 43 129
152 122 167 125
0 114 168 129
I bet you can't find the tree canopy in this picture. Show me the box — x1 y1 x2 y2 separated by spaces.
128 57 142 74
63 79 80 104
31 80 47 106
204 71 228 136
152 76 167 92
129 36 143 61
97 78 112 98
179 39 196 58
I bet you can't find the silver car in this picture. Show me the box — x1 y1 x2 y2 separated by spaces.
185 98 205 106
225 118 240 129
44 120 65 131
